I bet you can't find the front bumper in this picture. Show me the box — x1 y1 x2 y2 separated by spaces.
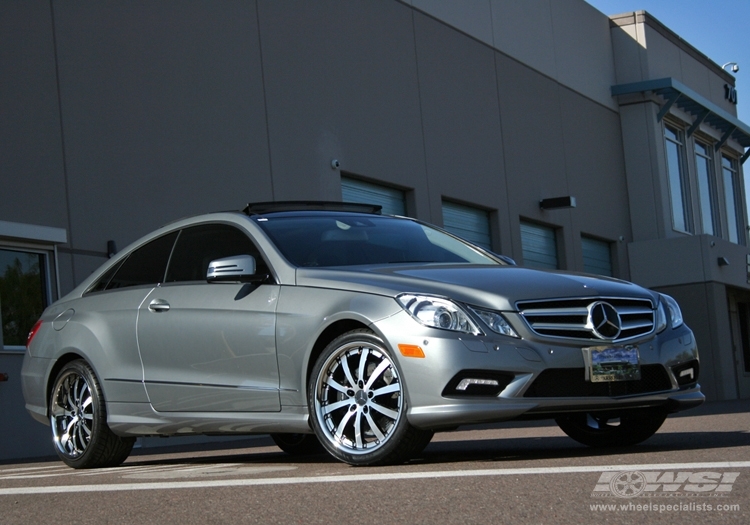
372 311 703 430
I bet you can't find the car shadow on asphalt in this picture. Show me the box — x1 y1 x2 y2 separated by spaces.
119 427 749 469
405 429 750 466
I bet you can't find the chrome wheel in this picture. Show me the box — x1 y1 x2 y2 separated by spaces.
316 341 402 453
51 369 94 458
309 329 432 465
49 360 135 468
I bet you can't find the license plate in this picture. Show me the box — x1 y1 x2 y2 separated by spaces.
583 345 641 382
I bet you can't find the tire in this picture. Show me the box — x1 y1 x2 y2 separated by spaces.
555 409 667 448
270 433 324 456
49 360 135 468
308 329 432 466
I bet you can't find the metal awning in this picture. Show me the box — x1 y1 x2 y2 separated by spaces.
612 77 750 164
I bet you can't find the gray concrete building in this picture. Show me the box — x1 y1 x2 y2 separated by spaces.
1 0 748 462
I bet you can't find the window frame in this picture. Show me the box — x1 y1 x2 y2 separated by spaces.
0 242 55 352
721 153 746 245
664 123 693 234
164 223 274 284
694 139 719 236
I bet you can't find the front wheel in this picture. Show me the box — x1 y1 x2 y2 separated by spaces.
50 360 135 468
555 409 667 448
308 329 432 466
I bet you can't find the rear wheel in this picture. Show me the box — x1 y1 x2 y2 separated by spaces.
50 360 135 468
308 329 432 466
555 409 667 448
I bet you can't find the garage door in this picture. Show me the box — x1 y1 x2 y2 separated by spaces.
520 221 558 269
581 236 613 276
341 177 406 216
441 201 491 250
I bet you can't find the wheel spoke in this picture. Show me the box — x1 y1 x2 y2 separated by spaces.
357 348 370 385
340 354 357 389
369 402 398 420
371 382 400 397
322 398 352 415
82 395 93 410
325 378 349 394
334 408 356 440
50 404 71 418
354 410 363 449
364 359 391 390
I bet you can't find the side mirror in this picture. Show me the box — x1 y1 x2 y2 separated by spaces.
207 255 257 282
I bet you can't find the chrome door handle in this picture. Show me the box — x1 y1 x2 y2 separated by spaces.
148 299 170 312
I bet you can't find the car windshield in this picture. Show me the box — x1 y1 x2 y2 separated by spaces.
255 214 500 267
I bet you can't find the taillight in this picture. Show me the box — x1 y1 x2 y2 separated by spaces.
26 319 43 349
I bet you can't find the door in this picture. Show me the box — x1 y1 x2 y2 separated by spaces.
136 223 281 412
727 289 750 399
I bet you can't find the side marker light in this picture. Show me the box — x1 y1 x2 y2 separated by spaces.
398 344 425 358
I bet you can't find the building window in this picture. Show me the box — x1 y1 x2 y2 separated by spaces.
581 236 613 277
520 221 558 270
695 141 718 236
341 177 406 216
0 248 50 350
664 125 691 233
722 155 745 245
441 201 492 250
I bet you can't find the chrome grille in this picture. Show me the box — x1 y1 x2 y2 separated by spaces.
516 297 655 342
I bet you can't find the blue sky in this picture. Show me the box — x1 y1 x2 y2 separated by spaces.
585 0 750 124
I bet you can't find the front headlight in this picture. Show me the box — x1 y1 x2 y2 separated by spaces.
656 293 684 331
397 294 480 334
470 307 519 338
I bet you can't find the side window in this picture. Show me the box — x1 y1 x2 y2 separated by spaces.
165 224 270 283
105 232 179 290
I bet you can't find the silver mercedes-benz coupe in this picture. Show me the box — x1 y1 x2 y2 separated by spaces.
22 202 704 468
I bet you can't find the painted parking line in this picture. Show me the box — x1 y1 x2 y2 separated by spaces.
0 461 748 496
0 463 251 480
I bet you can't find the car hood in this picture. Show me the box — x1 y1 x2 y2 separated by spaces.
295 264 658 311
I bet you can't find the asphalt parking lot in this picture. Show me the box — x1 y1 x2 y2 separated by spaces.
1 400 748 525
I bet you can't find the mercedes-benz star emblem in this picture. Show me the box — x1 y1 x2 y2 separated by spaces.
588 301 622 340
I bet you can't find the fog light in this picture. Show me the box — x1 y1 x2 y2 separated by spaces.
456 378 500 391
672 360 699 386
